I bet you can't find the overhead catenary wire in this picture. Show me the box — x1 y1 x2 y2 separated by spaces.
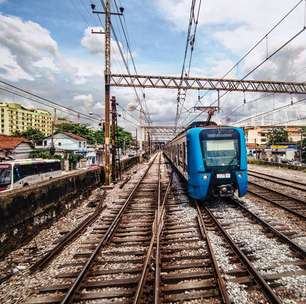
233 95 306 125
113 0 151 121
183 0 306 126
96 0 151 124
175 0 202 130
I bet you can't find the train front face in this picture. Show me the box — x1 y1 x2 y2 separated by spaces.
187 127 248 201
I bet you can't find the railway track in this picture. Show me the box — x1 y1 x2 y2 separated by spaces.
247 182 306 220
28 155 233 304
155 174 230 303
25 154 306 303
29 192 107 273
248 169 306 192
28 153 164 303
199 200 306 303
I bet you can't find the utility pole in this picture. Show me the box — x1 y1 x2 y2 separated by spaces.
90 1 124 185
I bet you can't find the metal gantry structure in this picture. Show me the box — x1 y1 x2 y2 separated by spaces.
96 1 306 185
110 73 306 95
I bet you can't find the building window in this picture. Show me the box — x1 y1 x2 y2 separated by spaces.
79 141 81 148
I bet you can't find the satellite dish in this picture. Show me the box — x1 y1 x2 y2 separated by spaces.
127 102 137 111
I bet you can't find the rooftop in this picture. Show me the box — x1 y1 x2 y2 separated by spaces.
0 135 32 150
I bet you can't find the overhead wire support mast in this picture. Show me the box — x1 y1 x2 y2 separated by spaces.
109 74 306 95
90 1 123 186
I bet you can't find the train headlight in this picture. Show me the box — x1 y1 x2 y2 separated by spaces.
203 175 208 180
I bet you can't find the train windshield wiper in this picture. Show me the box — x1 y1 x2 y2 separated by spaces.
227 156 237 165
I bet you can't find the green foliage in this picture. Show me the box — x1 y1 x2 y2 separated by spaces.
13 128 45 144
30 149 63 160
116 127 132 148
68 153 83 169
55 122 131 148
267 128 289 145
56 122 102 145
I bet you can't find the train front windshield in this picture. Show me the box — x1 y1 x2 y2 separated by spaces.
200 129 240 168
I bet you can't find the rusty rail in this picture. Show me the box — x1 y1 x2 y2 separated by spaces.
248 182 306 220
30 191 107 273
248 170 306 191
203 207 282 304
195 202 231 304
232 198 306 257
60 153 159 304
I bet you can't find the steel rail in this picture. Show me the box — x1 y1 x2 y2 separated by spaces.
133 157 172 304
203 207 282 304
29 191 107 273
60 153 158 304
248 171 306 192
248 181 306 205
154 174 172 304
195 202 231 304
232 198 306 257
248 183 306 221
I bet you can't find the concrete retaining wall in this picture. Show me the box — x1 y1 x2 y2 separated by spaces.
0 168 102 257
0 155 144 257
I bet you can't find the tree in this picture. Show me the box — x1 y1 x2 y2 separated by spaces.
116 127 132 149
13 128 45 144
267 128 289 145
56 122 103 145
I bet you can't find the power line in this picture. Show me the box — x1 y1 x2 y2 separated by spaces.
233 95 306 125
96 0 151 124
184 0 306 126
175 0 202 129
113 0 151 121
69 0 91 27
0 79 100 123
226 93 275 118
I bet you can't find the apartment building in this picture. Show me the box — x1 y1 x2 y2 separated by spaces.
244 125 304 147
0 103 53 136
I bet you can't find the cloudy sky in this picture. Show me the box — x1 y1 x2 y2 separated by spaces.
0 0 306 133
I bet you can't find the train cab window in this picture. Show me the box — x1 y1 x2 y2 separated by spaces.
200 129 240 167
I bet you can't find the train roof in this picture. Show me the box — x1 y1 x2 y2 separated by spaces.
168 121 241 144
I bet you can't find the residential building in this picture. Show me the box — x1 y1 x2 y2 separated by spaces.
38 132 88 153
0 135 33 160
37 132 95 170
244 125 304 147
0 103 53 136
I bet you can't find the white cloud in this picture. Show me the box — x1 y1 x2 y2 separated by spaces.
73 94 93 104
81 26 134 63
33 57 59 72
156 0 306 80
0 45 33 81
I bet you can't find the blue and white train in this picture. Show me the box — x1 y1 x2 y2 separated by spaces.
165 122 248 201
